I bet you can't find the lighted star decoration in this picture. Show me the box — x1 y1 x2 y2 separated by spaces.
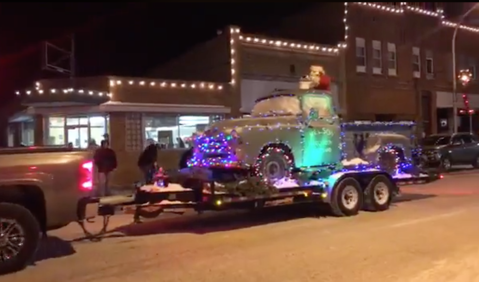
458 69 472 86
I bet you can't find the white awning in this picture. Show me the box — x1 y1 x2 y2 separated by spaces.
25 101 231 115
436 91 479 108
100 101 230 114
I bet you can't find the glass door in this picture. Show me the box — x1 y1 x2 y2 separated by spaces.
67 126 89 148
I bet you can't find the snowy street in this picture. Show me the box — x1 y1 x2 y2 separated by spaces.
4 170 479 282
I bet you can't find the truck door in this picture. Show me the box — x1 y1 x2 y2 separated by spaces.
301 94 341 168
449 135 465 163
459 134 477 164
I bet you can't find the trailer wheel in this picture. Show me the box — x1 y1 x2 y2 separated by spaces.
330 177 363 217
364 175 394 212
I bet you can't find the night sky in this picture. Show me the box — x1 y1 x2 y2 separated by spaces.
0 3 315 103
0 2 467 105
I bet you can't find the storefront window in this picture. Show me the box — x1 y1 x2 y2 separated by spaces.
21 122 34 146
144 114 223 148
46 117 65 145
89 116 107 147
45 115 108 147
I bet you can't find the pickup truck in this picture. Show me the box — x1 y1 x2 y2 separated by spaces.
0 147 97 273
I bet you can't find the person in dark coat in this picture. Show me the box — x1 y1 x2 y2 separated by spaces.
138 140 158 184
93 140 117 196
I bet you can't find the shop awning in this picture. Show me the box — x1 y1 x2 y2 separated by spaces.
25 101 231 115
99 101 230 114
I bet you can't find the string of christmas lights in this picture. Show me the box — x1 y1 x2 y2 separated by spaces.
109 79 223 90
352 2 479 33
458 69 473 114
15 88 111 98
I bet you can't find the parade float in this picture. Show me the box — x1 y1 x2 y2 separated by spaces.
186 65 429 187
90 65 440 232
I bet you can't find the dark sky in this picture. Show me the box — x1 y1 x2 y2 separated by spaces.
0 3 315 102
0 2 468 104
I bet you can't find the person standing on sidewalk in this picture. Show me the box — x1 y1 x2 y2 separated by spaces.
137 139 158 184
93 140 117 196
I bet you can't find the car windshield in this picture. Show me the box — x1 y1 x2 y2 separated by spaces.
251 95 301 117
422 135 451 146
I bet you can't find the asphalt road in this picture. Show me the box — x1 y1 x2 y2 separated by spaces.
4 170 479 282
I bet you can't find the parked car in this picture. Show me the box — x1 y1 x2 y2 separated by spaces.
419 133 479 171
0 147 97 273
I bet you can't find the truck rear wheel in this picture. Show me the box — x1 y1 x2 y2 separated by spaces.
364 175 394 212
330 177 363 217
0 203 40 274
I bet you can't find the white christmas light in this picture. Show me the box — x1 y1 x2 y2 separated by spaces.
16 88 111 98
239 34 339 53
353 2 479 33
107 79 225 90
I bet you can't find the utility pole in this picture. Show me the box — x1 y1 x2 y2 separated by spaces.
451 4 479 133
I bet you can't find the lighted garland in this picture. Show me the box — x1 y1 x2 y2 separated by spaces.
458 69 473 114
376 144 414 175
221 176 278 197
253 146 294 182
187 131 240 168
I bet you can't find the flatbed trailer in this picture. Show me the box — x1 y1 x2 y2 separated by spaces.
77 169 442 240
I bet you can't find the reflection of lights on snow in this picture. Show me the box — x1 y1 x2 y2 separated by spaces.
273 178 300 188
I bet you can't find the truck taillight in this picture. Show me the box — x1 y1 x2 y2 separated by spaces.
80 161 93 191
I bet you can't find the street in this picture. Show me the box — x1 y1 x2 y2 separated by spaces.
4 170 479 282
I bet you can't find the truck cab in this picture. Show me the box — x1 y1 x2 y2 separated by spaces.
189 89 341 182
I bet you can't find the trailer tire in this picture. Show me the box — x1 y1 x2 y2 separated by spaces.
364 175 394 212
0 202 41 274
330 177 363 217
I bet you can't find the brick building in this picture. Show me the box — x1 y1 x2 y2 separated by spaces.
345 2 479 134
11 25 343 185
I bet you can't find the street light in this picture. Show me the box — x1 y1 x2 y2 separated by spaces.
458 69 474 132
452 3 479 133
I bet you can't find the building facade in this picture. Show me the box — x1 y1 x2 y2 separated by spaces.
12 3 479 185
346 2 479 134
14 75 230 185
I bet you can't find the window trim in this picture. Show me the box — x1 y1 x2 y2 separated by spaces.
412 47 421 78
470 65 476 80
425 50 434 79
355 37 366 73
372 40 382 74
387 43 397 76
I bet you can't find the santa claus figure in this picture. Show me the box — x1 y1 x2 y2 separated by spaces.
299 65 331 91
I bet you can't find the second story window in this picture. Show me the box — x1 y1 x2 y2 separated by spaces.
387 43 397 76
412 47 421 78
355 37 366 73
372 40 382 74
426 50 434 79
468 57 476 80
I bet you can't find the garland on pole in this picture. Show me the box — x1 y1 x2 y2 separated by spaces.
458 69 473 114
